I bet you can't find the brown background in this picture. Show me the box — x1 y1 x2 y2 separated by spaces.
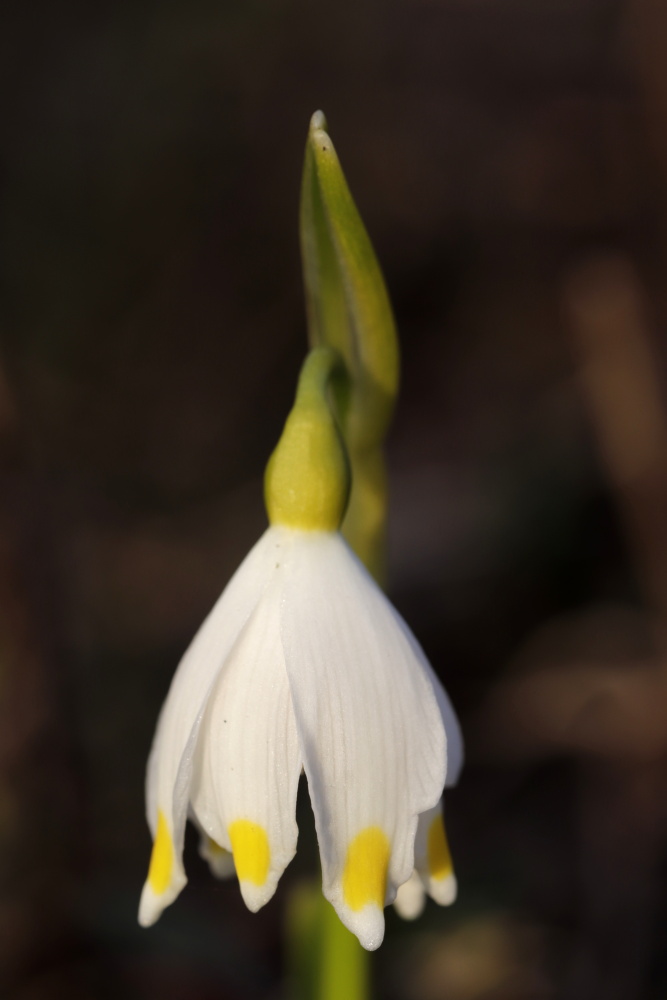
1 1 666 997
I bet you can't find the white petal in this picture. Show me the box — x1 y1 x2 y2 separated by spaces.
198 833 236 879
280 531 446 951
189 568 302 913
414 800 457 906
138 527 280 926
188 810 236 878
395 620 463 787
393 870 426 920
437 679 464 788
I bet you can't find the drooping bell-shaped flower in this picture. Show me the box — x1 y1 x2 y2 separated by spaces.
138 346 462 950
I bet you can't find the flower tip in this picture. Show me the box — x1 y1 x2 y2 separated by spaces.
341 903 385 951
429 872 457 907
137 862 188 927
237 878 277 914
138 881 163 927
393 871 426 921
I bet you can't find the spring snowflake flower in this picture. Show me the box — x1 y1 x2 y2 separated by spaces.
138 348 462 950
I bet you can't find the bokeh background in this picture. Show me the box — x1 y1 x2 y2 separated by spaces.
2 0 667 997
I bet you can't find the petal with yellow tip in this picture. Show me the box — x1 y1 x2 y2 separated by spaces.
342 826 390 911
414 801 457 906
139 528 278 926
228 820 271 885
281 531 446 949
393 870 426 921
197 832 236 879
138 809 183 926
189 555 302 913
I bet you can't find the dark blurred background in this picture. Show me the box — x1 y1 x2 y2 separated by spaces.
2 0 667 997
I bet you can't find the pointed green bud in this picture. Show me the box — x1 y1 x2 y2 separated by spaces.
265 347 350 532
300 110 399 452
300 112 399 581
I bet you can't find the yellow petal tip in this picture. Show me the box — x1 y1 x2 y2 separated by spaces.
228 819 271 886
427 814 453 881
342 826 390 911
147 810 174 895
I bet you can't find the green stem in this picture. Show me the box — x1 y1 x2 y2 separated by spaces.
318 896 368 1000
286 885 369 1000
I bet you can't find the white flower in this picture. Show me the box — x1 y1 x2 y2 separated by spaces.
138 523 462 950
138 346 462 950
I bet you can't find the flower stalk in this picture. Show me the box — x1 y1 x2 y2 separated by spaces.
138 112 462 1000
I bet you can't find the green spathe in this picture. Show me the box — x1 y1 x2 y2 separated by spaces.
300 111 399 581
301 111 399 447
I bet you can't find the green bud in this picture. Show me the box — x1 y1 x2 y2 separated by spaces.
265 347 350 532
